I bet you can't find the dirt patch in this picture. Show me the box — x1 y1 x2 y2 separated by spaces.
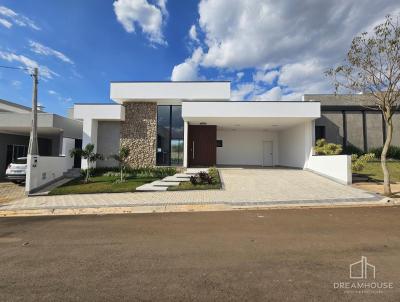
352 182 400 198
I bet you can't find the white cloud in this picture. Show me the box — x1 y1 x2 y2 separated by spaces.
172 0 399 99
0 51 58 79
253 70 279 84
236 71 244 80
0 18 12 28
198 0 398 69
47 89 72 104
171 47 203 81
231 83 254 101
278 59 330 95
29 40 74 64
113 0 167 45
254 86 282 101
0 5 40 30
189 24 199 42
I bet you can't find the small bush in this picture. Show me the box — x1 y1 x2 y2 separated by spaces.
90 166 177 178
190 168 219 185
352 153 375 172
369 146 400 160
314 139 342 155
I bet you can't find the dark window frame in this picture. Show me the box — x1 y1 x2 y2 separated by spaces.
156 105 184 166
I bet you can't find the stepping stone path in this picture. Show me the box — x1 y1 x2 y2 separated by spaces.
136 168 209 192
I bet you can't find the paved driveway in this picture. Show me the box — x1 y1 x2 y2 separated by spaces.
0 168 379 211
0 180 25 204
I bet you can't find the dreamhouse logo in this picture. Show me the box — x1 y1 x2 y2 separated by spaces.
350 256 375 279
333 256 394 294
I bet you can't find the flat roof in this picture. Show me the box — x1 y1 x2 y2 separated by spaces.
182 101 320 129
110 81 231 103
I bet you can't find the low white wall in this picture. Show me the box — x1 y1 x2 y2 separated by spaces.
278 123 308 168
25 155 74 193
216 129 279 166
306 155 352 185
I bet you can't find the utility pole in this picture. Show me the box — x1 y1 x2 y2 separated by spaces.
28 67 39 155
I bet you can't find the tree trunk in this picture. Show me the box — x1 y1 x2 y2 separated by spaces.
120 164 123 182
86 160 90 183
381 119 393 196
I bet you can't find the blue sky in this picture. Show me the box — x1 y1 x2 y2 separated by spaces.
0 0 399 116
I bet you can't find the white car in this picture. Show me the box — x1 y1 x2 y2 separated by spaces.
6 157 27 184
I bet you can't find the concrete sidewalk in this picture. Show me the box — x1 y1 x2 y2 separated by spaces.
0 169 386 216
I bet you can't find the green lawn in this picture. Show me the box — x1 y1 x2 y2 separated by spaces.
49 175 158 195
168 168 222 191
354 160 400 182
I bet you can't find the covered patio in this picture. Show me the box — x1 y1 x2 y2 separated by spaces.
181 101 321 168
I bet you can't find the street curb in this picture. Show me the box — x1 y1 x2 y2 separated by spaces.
0 199 395 217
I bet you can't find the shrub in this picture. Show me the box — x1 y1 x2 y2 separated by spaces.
369 146 400 160
352 153 375 172
190 168 220 185
314 139 343 155
90 166 177 178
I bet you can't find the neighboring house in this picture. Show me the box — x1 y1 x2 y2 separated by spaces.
73 81 320 170
304 94 400 152
0 99 83 177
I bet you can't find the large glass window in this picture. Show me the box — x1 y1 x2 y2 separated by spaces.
156 105 184 166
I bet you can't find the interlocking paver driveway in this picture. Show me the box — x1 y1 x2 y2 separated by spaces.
0 168 379 211
0 181 25 204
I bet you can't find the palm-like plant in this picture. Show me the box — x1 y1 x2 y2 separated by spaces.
109 146 130 182
69 143 103 183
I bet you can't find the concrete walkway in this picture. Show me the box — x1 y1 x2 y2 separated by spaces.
0 168 383 215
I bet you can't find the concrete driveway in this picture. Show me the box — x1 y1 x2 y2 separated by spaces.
0 168 380 212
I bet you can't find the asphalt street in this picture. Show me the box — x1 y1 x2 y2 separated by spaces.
1 206 400 301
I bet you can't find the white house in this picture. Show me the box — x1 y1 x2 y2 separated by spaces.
73 81 351 184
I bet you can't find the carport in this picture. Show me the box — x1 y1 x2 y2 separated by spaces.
0 111 82 177
181 101 320 168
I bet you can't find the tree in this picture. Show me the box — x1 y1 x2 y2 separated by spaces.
69 143 103 183
326 15 400 196
108 146 130 182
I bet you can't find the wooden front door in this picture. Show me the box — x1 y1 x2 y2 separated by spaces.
188 125 216 167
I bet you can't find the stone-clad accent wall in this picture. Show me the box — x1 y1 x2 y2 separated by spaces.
120 102 157 167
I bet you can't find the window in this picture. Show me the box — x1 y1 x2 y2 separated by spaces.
217 140 223 147
315 126 326 140
156 105 184 166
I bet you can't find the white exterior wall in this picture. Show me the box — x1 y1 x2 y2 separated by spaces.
217 129 279 166
183 101 320 119
25 155 74 193
278 121 313 168
111 82 230 103
61 137 76 169
306 155 352 185
74 104 125 169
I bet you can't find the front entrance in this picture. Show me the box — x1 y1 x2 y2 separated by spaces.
188 125 216 167
263 141 273 166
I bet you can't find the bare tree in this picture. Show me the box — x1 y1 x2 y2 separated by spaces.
326 15 400 196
